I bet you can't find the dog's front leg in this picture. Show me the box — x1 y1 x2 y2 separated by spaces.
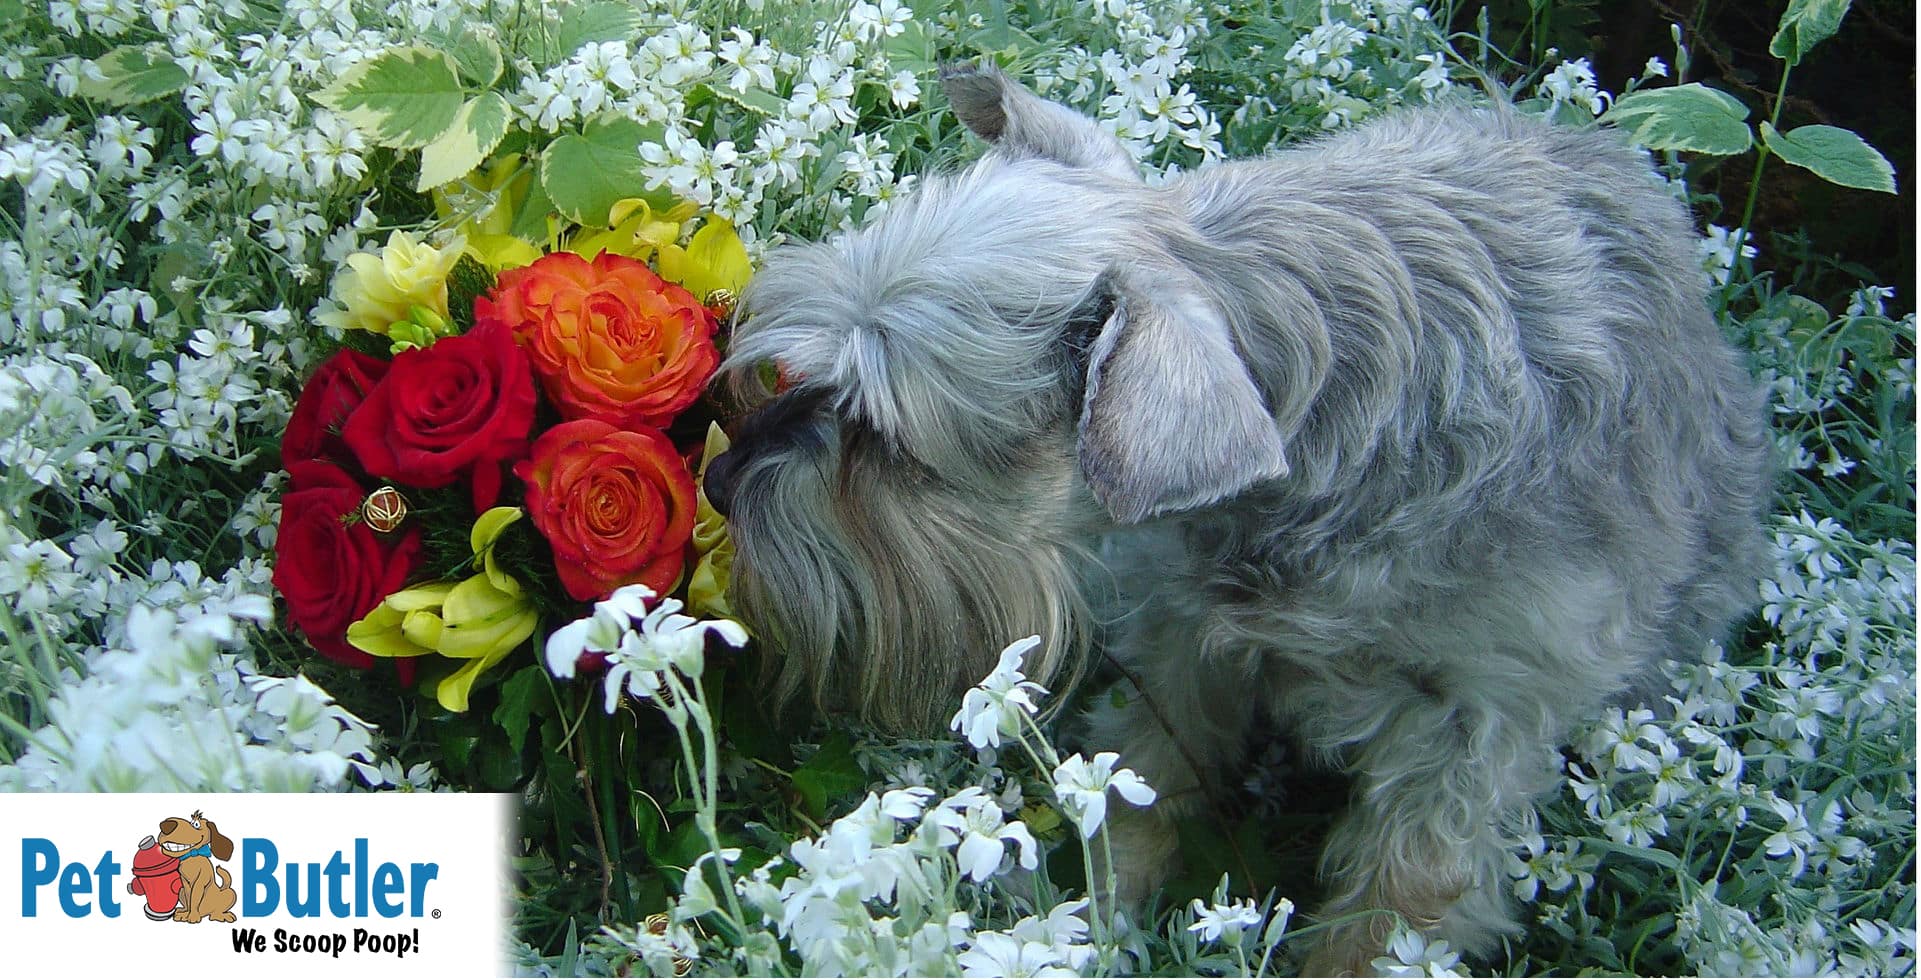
173 870 203 922
1083 598 1260 911
1300 677 1553 976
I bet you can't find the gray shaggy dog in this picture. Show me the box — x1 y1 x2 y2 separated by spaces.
704 65 1771 973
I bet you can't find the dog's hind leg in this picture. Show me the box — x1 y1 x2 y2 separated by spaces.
1294 664 1562 977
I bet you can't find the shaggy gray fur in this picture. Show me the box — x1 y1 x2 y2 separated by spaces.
710 65 1771 973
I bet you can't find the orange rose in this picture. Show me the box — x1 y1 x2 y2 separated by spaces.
476 251 719 428
514 419 698 601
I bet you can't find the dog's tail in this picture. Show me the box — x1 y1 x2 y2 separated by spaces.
214 867 231 890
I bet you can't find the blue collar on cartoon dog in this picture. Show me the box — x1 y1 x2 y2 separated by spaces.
180 843 213 860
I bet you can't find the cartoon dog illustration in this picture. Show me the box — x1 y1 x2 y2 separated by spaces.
154 811 237 923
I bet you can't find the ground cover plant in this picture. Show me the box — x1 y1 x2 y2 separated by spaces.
0 0 1910 975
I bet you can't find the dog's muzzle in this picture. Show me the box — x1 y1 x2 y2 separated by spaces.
703 448 745 518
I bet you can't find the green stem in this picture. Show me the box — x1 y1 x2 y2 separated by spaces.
663 671 750 934
1728 62 1795 290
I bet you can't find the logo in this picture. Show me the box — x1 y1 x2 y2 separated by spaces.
129 810 237 923
7 792 506 976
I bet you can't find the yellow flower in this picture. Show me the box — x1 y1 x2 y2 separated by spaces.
316 230 466 338
434 155 547 271
345 582 456 659
657 216 752 307
688 423 736 621
432 571 539 712
465 233 542 272
568 198 698 264
345 507 539 712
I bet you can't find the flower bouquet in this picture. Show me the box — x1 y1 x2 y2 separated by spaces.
273 185 747 715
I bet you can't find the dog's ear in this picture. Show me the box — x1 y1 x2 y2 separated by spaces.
940 62 1138 179
1077 265 1289 522
206 820 233 862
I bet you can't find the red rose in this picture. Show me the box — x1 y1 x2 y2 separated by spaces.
476 251 719 428
282 349 388 467
273 460 422 675
341 320 536 511
515 419 698 601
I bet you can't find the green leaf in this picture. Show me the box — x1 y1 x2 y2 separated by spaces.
881 20 934 74
446 255 497 331
1582 836 1685 872
539 115 672 225
433 25 504 88
1770 0 1852 65
416 92 511 192
510 171 558 243
313 46 468 150
491 665 546 757
1761 122 1897 193
708 84 789 118
552 1 647 62
789 733 865 819
1600 83 1753 156
77 45 189 106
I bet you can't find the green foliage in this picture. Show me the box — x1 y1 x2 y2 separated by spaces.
539 116 673 224
1761 122 1898 194
77 45 189 106
551 1 650 63
313 46 471 150
434 24 507 88
1770 0 1855 65
1601 84 1753 156
788 732 866 819
417 92 512 192
445 256 497 333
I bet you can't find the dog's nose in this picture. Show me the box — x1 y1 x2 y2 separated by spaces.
703 449 744 518
158 819 178 834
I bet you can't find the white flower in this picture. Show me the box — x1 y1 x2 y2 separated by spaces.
1188 894 1263 942
1847 285 1895 318
1371 924 1464 977
950 635 1050 749
1050 750 1156 837
924 787 1039 882
1011 899 1091 949
545 586 748 713
1538 57 1610 115
887 70 921 109
957 931 1076 978
717 28 776 92
1700 224 1758 285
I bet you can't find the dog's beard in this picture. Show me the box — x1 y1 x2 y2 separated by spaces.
728 449 1092 734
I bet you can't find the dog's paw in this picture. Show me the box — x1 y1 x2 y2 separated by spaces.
210 912 237 923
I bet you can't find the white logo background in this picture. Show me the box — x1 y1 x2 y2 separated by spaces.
0 793 511 977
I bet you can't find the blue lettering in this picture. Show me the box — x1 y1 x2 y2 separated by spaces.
355 838 369 916
242 839 280 916
58 862 89 916
92 851 121 918
409 864 438 916
371 864 404 917
286 860 321 918
325 850 351 917
21 839 57 917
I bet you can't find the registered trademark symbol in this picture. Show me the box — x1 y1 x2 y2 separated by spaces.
432 909 442 919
